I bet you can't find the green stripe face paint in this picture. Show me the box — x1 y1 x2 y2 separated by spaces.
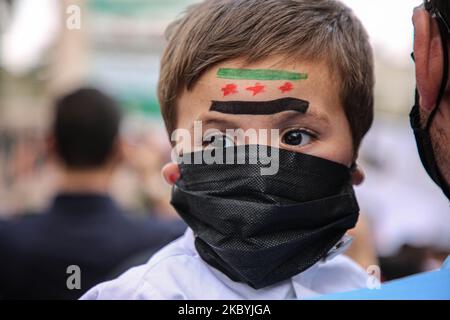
217 68 308 81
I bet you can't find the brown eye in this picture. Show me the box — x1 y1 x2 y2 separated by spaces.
282 129 312 147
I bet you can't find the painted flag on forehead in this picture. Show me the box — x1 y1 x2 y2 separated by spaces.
217 68 308 96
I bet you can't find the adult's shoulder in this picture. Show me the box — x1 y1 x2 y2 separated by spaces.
0 213 44 244
140 216 186 236
120 212 186 239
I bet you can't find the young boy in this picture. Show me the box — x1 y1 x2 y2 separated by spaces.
82 0 374 299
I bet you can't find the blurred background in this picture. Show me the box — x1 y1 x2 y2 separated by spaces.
0 0 449 281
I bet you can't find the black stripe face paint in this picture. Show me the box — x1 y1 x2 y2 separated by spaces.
210 97 309 115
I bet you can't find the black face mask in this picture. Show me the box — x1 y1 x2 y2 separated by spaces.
410 1 450 199
170 145 359 289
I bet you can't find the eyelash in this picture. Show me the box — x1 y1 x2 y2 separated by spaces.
281 127 318 139
280 127 318 147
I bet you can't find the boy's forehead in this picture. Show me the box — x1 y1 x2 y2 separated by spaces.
177 58 342 127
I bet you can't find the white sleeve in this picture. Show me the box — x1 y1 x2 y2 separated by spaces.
79 265 152 300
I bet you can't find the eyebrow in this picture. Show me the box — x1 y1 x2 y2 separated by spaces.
210 98 309 115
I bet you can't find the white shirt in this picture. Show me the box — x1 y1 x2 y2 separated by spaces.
81 229 369 300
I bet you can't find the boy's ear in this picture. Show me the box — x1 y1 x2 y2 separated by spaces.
162 162 180 185
413 6 445 112
350 164 365 186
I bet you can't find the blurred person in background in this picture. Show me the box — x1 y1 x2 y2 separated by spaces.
0 87 185 300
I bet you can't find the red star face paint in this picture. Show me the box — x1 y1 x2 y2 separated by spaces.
221 84 238 96
246 83 265 96
279 82 294 93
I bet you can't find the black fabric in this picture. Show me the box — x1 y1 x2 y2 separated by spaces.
171 145 359 289
210 98 309 115
0 193 186 300
410 11 450 200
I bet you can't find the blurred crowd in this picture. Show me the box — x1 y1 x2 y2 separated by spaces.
0 118 177 218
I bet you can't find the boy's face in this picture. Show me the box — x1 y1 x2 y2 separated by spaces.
163 57 362 184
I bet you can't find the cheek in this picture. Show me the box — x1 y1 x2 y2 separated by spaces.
323 140 354 166
309 123 354 166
